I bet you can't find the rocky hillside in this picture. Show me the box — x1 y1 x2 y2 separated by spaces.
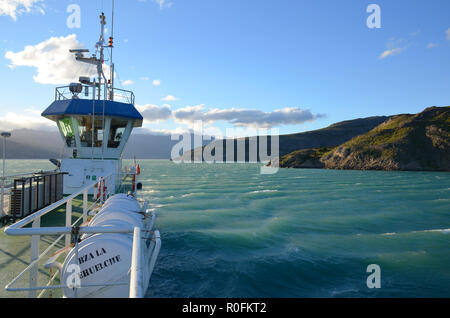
275 147 336 169
279 106 450 171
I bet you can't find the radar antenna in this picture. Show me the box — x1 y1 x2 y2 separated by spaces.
69 5 116 101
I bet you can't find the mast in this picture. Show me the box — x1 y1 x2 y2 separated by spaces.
98 12 106 100
70 12 109 101
110 0 115 101
70 2 117 102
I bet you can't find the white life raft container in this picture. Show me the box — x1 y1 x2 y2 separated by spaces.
101 194 142 212
81 202 144 241
60 194 150 298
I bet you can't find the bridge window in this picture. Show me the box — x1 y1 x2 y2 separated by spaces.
108 119 128 148
77 116 104 148
59 118 75 148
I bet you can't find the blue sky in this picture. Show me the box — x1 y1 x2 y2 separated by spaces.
0 0 449 136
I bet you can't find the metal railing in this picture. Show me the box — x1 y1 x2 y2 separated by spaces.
3 173 160 298
1 170 59 219
55 85 135 105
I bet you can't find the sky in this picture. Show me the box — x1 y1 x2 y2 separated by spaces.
0 0 449 137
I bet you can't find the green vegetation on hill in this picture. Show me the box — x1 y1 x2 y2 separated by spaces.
278 106 450 171
277 147 336 169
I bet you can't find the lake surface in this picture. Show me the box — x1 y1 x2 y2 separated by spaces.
3 160 450 297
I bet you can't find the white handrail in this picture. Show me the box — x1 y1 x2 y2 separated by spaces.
147 230 161 284
6 225 134 237
129 227 142 298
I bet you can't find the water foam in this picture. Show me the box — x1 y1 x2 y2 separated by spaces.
249 190 279 194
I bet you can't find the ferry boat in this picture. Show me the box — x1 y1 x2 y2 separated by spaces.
1 8 161 298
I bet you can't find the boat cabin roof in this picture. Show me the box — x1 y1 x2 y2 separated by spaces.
42 99 143 127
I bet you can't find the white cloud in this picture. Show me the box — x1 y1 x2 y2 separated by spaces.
0 0 45 20
379 38 411 60
134 102 323 129
138 0 173 9
0 108 55 131
5 34 112 85
446 28 450 41
121 79 134 86
379 47 404 59
173 105 324 128
133 126 191 136
427 42 439 49
136 104 172 123
161 94 179 101
154 0 173 9
140 77 150 81
171 105 203 125
152 79 161 86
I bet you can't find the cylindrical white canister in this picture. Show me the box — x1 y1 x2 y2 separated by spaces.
61 194 144 298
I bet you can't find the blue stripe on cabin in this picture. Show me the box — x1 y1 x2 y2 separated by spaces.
42 99 143 121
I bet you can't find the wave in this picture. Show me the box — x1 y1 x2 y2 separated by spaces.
181 193 202 198
381 228 450 236
150 203 167 208
140 189 159 194
249 190 279 194
419 228 450 234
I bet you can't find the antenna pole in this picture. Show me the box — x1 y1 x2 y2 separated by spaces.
110 0 115 100
98 13 106 100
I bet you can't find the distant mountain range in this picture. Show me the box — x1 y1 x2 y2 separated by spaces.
277 106 450 171
0 129 64 159
0 129 203 160
179 115 391 162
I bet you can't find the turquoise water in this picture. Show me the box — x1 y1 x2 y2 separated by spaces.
3 160 450 297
